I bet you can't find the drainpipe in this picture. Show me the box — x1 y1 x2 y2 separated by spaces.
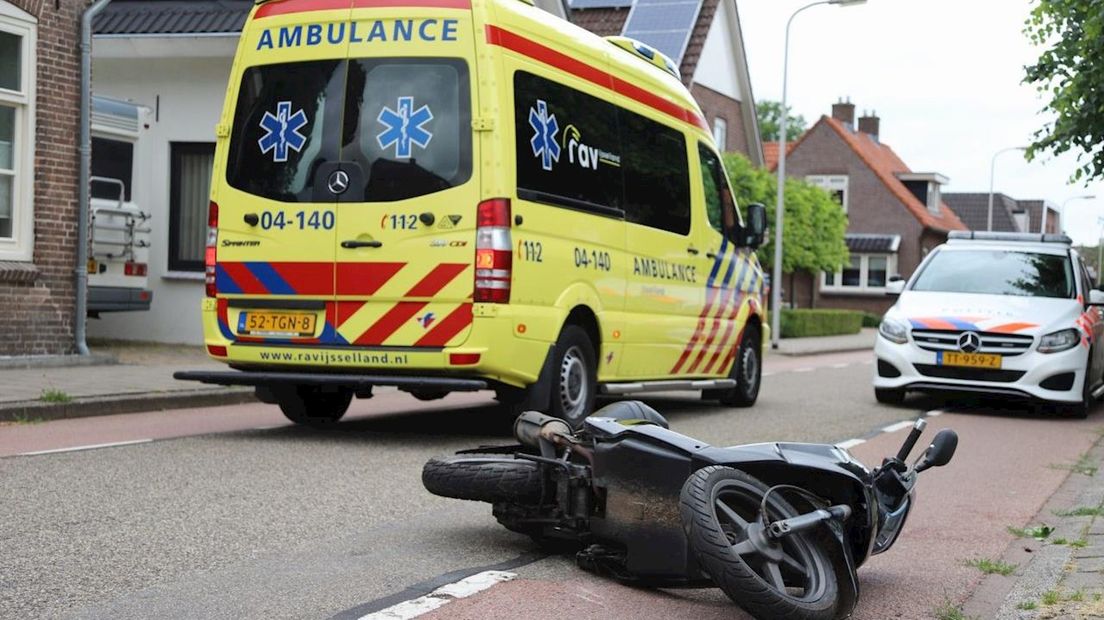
76 0 112 355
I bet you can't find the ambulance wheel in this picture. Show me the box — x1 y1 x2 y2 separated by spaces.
550 325 597 428
276 386 352 427
719 325 761 407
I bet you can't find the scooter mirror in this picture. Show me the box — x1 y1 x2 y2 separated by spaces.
913 429 958 473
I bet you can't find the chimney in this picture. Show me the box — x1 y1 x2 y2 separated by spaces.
858 111 880 141
831 98 855 129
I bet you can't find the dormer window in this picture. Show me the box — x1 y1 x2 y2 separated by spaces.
897 172 949 217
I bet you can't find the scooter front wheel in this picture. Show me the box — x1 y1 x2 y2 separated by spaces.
422 456 543 504
679 466 840 620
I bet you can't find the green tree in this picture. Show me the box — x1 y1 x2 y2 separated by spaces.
1023 1 1104 182
756 100 807 143
722 153 848 284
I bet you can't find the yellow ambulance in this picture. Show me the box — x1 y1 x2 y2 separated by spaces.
178 0 769 427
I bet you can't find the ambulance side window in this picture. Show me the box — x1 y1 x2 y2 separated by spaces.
699 143 737 235
620 112 690 235
513 72 622 214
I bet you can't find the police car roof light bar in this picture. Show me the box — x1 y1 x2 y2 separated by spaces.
947 231 1073 245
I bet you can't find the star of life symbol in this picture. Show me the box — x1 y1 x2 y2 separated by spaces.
377 97 434 158
258 101 309 163
528 99 560 171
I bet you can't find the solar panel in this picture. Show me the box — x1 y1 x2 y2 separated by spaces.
568 0 633 9
619 0 702 65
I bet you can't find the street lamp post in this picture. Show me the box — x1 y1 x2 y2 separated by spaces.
771 0 867 350
1045 194 1095 234
986 146 1027 231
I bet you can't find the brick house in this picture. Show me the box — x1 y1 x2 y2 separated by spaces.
766 101 968 315
88 0 764 344
942 192 1060 234
0 0 90 355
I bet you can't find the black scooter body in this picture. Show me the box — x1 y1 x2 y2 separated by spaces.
584 416 874 610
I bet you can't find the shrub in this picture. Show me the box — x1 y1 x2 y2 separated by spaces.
780 309 863 338
862 312 882 328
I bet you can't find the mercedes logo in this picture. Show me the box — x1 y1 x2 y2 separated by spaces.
327 170 350 195
957 331 982 353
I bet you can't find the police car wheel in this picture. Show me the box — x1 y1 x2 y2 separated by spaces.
551 325 597 427
720 325 761 407
276 386 352 427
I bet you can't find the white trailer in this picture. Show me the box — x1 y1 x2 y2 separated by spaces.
88 95 152 315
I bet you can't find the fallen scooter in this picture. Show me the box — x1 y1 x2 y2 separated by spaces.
423 401 957 620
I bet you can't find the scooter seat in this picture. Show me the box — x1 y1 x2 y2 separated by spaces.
590 400 670 429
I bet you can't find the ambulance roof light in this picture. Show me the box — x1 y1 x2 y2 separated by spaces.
605 36 680 80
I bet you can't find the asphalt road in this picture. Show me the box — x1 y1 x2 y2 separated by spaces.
1 350 1100 619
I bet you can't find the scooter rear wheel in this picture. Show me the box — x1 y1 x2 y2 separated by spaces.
679 466 839 620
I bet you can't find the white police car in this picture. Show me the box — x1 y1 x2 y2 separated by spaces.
874 232 1104 417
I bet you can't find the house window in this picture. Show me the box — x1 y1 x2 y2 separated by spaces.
169 142 215 272
712 117 727 152
0 9 35 262
805 175 848 213
926 182 941 215
822 253 896 292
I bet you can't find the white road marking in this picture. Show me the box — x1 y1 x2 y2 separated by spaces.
881 421 914 434
253 424 285 430
20 438 153 456
762 371 776 377
926 409 944 417
794 367 814 373
835 438 866 450
861 359 874 365
831 363 851 369
358 570 516 620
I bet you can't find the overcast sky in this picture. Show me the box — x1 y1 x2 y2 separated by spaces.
736 0 1104 245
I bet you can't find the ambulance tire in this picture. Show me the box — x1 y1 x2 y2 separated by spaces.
276 386 352 427
550 325 598 428
718 325 761 408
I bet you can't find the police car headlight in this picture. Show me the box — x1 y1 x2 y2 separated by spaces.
878 318 909 344
1038 328 1080 354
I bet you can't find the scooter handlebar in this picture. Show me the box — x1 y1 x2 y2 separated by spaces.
894 418 927 463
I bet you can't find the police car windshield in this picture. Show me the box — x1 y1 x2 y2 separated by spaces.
911 249 1075 299
226 58 471 203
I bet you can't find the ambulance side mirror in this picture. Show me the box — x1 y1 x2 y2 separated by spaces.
742 203 767 249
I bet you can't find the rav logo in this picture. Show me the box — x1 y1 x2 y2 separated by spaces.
417 313 436 329
563 125 621 170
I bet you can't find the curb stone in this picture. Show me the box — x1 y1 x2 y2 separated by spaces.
0 388 256 423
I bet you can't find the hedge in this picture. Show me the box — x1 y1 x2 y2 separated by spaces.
779 309 864 338
862 312 882 328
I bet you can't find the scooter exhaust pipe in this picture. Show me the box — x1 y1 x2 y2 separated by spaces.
514 411 572 450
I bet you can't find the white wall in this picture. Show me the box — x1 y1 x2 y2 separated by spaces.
692 0 743 102
88 42 235 344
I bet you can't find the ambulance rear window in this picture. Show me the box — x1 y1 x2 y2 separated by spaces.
227 58 471 203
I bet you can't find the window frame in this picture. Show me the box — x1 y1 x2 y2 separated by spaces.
805 174 849 214
0 6 35 262
712 117 727 152
168 141 216 273
821 252 896 293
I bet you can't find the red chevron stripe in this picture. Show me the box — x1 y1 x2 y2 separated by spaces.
336 301 366 327
702 292 747 375
414 303 473 347
718 322 748 376
354 302 426 345
219 262 268 295
671 287 720 374
351 264 468 345
274 262 335 296
406 263 468 297
336 262 406 296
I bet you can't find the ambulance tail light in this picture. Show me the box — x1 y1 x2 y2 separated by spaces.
474 198 511 303
205 201 218 298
